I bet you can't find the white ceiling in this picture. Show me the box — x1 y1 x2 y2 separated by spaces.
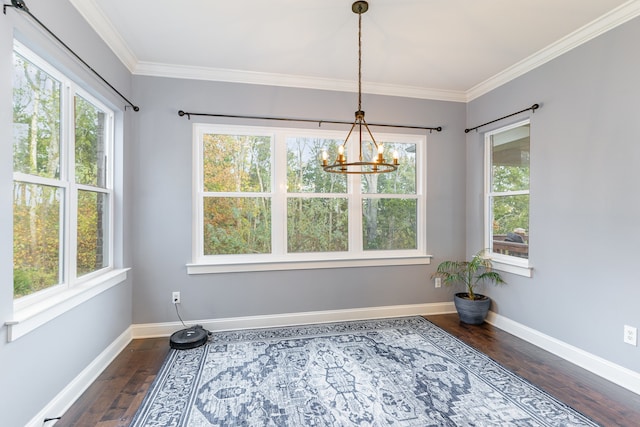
69 0 639 102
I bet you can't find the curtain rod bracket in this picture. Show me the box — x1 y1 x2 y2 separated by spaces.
4 0 28 14
5 0 140 112
465 103 539 133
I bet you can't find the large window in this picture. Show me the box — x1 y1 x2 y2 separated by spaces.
12 42 114 304
191 124 427 272
484 120 531 275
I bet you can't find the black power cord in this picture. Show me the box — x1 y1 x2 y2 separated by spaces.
174 301 187 328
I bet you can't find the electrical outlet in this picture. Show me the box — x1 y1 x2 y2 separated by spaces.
172 291 181 304
624 325 637 346
435 277 441 288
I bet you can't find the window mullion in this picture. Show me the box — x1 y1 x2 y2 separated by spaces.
272 133 286 255
66 83 78 286
12 173 65 188
489 189 530 197
484 136 492 254
193 124 204 262
349 173 363 254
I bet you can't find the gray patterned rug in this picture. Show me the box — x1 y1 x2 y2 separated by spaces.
131 316 599 426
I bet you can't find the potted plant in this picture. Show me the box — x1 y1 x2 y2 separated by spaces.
433 249 506 324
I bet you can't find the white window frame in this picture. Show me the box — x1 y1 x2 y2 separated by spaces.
484 119 532 277
7 41 127 341
189 124 430 274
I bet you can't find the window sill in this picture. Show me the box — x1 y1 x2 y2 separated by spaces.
5 268 130 342
187 256 432 274
490 259 532 278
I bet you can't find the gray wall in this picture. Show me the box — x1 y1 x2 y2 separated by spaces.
130 76 467 324
0 2 134 426
467 17 640 372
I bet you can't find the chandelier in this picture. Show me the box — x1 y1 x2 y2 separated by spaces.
322 1 398 174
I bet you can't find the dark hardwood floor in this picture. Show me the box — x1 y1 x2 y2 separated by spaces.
55 314 640 426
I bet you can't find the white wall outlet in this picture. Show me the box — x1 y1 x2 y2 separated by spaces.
435 277 442 288
623 325 637 346
172 291 181 304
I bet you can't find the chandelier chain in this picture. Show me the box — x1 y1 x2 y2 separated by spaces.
358 7 362 112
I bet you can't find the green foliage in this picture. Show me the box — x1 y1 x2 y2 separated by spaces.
287 198 348 252
203 197 271 255
75 96 106 187
433 250 506 300
13 268 33 299
493 194 529 235
287 137 346 194
13 182 62 297
362 142 416 195
363 198 416 250
203 134 271 192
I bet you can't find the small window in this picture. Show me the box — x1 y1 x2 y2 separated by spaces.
485 120 530 271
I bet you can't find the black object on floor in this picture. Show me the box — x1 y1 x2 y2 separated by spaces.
169 325 209 350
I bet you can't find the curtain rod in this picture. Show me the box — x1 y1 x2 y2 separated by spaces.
177 110 443 133
4 0 140 112
465 103 539 133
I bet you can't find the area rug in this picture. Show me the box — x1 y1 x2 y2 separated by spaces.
131 316 599 426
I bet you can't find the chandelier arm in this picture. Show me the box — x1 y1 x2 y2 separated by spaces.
343 122 358 149
361 118 378 147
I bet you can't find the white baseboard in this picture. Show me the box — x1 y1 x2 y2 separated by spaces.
131 302 457 338
26 327 133 427
486 311 640 396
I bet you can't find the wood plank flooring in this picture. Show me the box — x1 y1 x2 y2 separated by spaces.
54 314 640 426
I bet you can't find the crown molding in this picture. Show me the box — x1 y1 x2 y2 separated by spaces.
68 0 138 72
71 0 640 103
134 61 467 102
466 0 640 101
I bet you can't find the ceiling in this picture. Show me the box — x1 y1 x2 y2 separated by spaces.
69 0 639 102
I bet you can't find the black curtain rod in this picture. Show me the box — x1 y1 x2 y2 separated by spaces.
4 0 140 112
178 111 443 133
465 103 539 133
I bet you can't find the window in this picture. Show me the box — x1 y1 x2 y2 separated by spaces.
12 42 115 305
190 124 427 273
484 120 531 276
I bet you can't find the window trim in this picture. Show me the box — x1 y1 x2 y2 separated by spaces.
484 119 532 277
8 40 125 339
190 123 430 273
7 269 129 342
